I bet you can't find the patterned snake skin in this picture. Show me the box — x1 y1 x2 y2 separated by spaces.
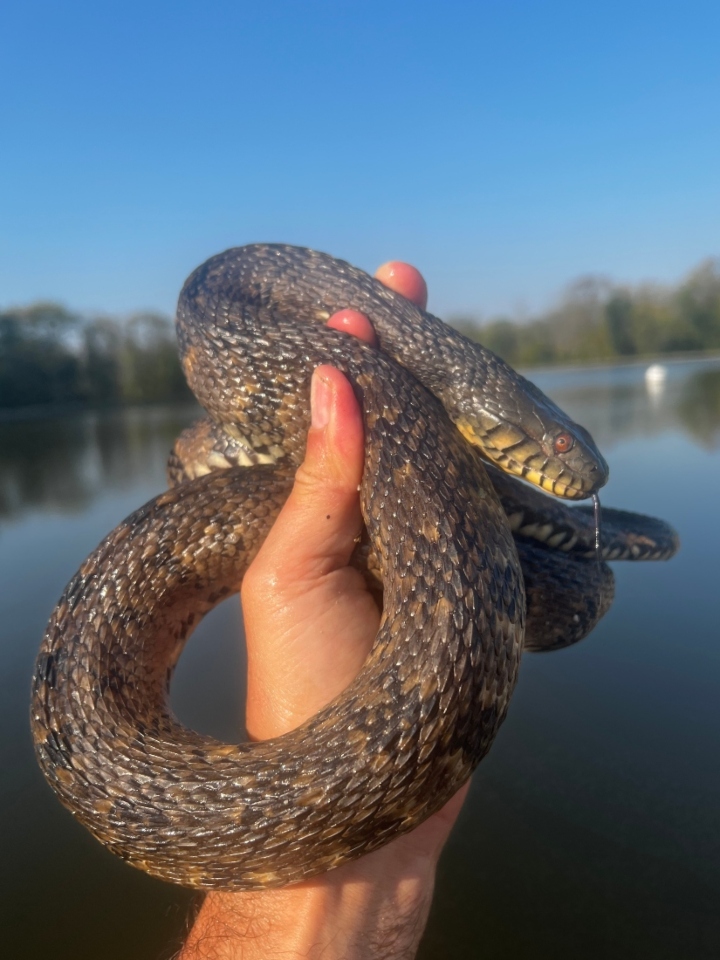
31 245 678 889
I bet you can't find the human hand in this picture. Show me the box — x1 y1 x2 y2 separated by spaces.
180 261 468 960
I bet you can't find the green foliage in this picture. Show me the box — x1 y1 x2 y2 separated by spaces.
2 256 720 409
605 294 637 356
117 313 191 404
0 304 83 407
0 305 192 410
451 257 720 367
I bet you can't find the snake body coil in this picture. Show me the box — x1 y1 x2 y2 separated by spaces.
31 245 678 890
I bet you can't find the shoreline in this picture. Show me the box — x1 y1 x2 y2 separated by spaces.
2 351 719 423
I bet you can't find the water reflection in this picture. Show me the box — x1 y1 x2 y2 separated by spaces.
677 367 720 448
0 404 200 522
644 362 668 404
528 355 720 450
1 359 719 525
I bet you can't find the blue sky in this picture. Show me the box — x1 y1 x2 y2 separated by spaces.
2 0 718 320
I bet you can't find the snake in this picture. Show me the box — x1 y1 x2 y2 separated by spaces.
31 245 679 890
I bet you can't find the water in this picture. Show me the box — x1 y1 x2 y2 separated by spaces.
1 359 718 959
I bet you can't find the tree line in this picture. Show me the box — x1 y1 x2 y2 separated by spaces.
0 306 192 409
2 257 719 410
452 257 720 367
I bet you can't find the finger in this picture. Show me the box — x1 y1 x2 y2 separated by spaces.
327 308 378 346
327 262 427 344
242 365 377 737
285 365 366 573
243 365 365 593
375 261 428 309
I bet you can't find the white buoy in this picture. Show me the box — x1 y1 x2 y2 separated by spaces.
644 363 667 399
644 363 667 384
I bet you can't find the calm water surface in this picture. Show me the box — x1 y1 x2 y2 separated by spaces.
1 358 719 959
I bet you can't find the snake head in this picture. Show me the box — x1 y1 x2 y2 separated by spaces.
451 368 609 501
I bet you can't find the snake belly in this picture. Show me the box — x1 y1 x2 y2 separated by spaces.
30 244 673 891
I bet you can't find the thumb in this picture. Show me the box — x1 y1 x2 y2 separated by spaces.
241 365 374 738
271 365 365 581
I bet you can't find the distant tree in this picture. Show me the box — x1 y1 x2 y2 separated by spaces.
605 294 637 356
0 303 193 410
480 319 522 365
83 317 123 403
675 259 720 350
451 261 720 368
119 313 192 404
0 303 83 408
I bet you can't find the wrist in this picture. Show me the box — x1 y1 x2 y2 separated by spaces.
179 852 438 960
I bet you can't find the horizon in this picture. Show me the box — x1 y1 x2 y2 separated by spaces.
4 252 717 331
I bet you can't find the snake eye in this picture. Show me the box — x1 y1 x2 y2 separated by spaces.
553 432 574 455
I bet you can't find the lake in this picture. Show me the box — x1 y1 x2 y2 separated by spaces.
1 357 719 959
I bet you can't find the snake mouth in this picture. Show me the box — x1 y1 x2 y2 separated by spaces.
455 418 595 501
488 451 589 500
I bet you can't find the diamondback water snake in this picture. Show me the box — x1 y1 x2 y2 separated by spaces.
31 245 678 889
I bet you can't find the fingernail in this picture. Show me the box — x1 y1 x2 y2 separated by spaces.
327 309 378 346
311 370 332 429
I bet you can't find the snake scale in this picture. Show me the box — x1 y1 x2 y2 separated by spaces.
31 245 678 890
